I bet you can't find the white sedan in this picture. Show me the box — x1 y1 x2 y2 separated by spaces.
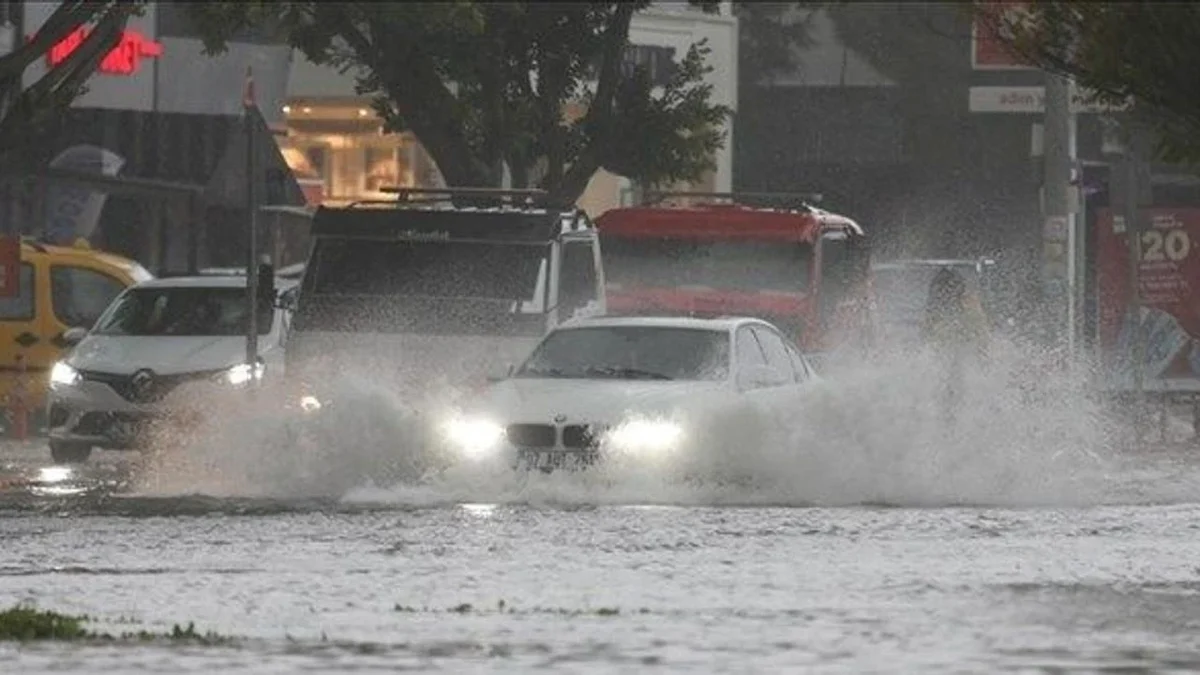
439 315 822 473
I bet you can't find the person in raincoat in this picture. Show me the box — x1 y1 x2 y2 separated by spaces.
920 267 991 424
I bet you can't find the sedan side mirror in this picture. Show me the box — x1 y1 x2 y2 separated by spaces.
61 327 88 347
738 365 790 390
486 362 514 382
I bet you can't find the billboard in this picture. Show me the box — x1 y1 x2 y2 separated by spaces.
1096 207 1200 392
971 1 1034 70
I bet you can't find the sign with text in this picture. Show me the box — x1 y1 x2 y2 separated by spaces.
971 1 1034 70
44 28 163 76
1096 207 1200 392
0 237 19 299
969 86 1130 114
21 2 157 111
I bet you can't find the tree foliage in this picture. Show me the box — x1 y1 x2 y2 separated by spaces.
0 1 142 169
981 2 1200 165
189 2 734 203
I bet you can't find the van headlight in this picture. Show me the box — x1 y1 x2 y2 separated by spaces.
442 417 506 459
606 419 684 454
49 362 80 388
223 361 266 386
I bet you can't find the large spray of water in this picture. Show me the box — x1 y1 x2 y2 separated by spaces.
125 327 1136 508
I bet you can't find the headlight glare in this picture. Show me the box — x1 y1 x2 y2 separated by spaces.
606 419 684 453
299 395 322 412
225 361 266 386
443 417 505 458
49 362 80 388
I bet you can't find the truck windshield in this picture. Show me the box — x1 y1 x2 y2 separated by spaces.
296 238 551 336
600 238 811 293
94 287 274 336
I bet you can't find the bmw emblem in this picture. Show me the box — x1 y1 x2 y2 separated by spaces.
553 414 567 423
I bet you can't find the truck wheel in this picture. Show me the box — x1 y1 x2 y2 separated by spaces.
49 441 92 465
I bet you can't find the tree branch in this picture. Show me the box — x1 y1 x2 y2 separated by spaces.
554 3 636 202
0 1 118 81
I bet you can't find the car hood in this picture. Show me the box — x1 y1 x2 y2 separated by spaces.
464 377 730 425
68 335 273 376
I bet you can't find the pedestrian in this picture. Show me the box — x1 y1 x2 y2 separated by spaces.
920 267 991 425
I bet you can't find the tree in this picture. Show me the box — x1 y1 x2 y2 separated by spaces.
735 2 823 90
980 2 1200 165
0 1 142 170
189 2 733 203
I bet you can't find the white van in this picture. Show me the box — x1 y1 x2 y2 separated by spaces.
285 189 606 409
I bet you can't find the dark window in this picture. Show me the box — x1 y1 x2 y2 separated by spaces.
735 326 767 370
602 238 812 292
622 45 678 87
296 239 551 336
514 326 729 381
94 286 273 337
50 266 126 329
559 241 599 319
309 239 547 301
750 325 796 381
0 264 34 321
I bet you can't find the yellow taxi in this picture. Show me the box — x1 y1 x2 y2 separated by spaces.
0 239 152 433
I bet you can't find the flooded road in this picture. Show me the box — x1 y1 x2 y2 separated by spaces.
6 440 1200 673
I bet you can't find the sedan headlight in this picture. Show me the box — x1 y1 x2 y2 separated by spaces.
49 362 80 388
606 419 684 454
442 417 506 459
224 361 266 386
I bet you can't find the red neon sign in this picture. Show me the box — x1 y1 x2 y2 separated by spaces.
43 27 163 76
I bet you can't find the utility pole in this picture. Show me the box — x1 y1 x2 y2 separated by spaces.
1041 73 1074 354
1121 121 1153 436
243 66 260 378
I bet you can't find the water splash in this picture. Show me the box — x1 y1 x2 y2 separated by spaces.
124 330 1187 508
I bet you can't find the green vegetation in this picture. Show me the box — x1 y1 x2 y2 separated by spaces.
0 605 229 645
980 2 1200 165
188 2 735 202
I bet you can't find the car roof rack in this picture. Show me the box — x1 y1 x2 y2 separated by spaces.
359 186 572 211
642 190 824 211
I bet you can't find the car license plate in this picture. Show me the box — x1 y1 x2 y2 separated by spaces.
517 450 594 471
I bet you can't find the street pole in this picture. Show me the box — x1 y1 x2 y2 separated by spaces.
1122 122 1153 437
243 66 259 378
1042 73 1073 355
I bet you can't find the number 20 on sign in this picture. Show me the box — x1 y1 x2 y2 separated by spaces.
1141 228 1192 263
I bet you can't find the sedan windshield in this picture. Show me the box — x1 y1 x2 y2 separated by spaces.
514 326 729 381
94 287 274 336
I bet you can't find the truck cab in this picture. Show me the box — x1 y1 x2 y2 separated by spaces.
286 188 606 406
594 192 870 354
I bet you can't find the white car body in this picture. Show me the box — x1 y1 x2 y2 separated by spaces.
46 275 298 460
442 315 822 472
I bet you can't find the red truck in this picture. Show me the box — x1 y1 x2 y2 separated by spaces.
593 192 873 355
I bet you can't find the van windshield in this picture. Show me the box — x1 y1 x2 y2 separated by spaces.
296 238 552 336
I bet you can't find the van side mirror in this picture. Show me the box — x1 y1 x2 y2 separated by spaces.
257 263 276 305
486 362 514 382
61 327 88 347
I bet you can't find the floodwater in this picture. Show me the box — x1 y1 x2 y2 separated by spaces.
5 347 1200 673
